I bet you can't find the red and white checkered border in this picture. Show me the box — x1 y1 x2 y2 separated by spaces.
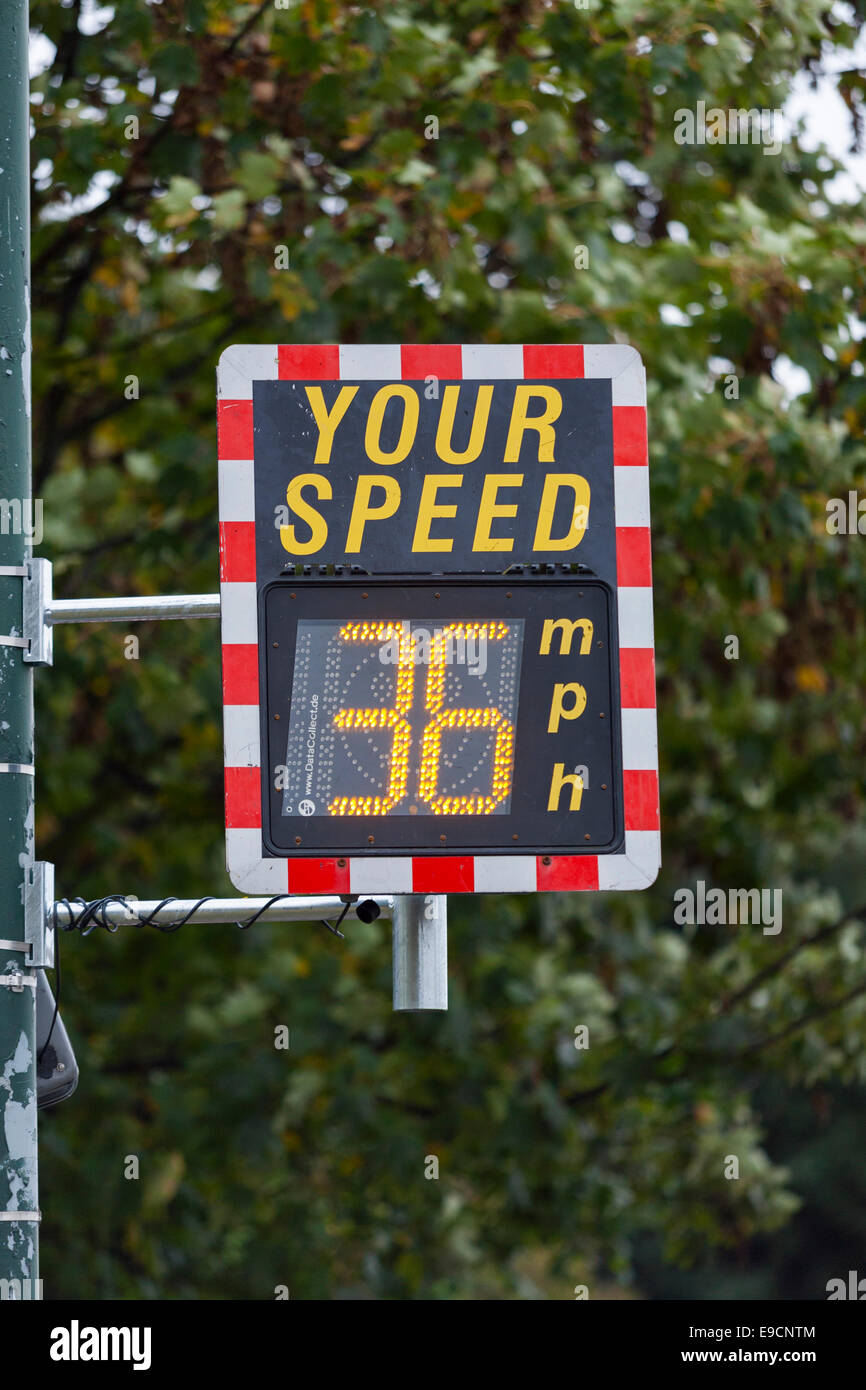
217 343 659 895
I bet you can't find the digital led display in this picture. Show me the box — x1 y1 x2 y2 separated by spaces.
261 575 624 857
279 617 524 820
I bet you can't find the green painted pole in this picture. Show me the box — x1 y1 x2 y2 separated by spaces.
0 0 39 1296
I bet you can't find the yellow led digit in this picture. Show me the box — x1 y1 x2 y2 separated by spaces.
419 622 516 814
338 621 402 643
328 623 414 815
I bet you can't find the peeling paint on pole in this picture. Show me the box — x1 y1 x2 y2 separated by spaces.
1 1022 37 1222
2 1029 36 1160
0 0 39 1289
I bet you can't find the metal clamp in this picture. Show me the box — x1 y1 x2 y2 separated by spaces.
0 972 37 991
24 861 54 968
0 557 54 664
23 557 53 666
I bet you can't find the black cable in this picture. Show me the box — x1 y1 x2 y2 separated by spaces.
136 896 217 933
37 920 60 1065
320 900 351 938
53 894 124 936
234 894 288 930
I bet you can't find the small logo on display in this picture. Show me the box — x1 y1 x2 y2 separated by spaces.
299 799 316 817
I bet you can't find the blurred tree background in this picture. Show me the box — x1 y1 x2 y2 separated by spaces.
27 0 866 1298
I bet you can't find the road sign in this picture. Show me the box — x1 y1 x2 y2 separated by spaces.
217 344 659 896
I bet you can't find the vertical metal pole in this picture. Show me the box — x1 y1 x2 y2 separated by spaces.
392 895 448 1012
0 0 39 1292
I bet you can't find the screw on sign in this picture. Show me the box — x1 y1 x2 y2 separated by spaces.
217 344 659 897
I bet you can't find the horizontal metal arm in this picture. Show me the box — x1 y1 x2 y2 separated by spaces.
51 895 393 929
45 593 220 625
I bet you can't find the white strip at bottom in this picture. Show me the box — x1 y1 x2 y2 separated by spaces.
350 857 413 895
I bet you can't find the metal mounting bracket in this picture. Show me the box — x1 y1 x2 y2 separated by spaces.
23 557 53 666
24 861 55 968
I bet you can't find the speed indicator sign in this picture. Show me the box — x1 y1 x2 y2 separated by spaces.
217 342 659 895
260 574 623 858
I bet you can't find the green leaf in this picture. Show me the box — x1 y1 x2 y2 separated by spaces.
211 188 247 230
236 151 283 202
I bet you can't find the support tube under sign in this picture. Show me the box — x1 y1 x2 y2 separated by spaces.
392 895 448 1012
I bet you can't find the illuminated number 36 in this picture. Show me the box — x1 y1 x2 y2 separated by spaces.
328 621 515 816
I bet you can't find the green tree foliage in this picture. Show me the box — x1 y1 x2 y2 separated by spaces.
29 0 866 1298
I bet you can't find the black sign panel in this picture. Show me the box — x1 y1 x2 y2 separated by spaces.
253 378 615 576
260 574 624 856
